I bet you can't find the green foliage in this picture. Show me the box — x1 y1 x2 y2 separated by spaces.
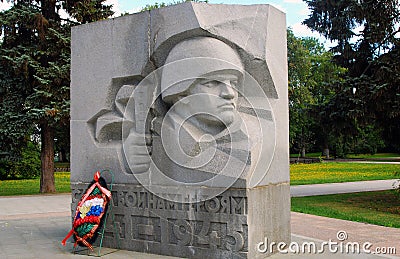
63 0 113 23
0 160 12 180
141 0 208 11
0 17 34 159
353 124 385 155
54 125 70 162
304 0 399 68
303 0 400 155
12 141 41 179
0 0 114 192
0 141 40 180
287 29 346 156
287 29 316 153
141 2 167 11
0 0 114 127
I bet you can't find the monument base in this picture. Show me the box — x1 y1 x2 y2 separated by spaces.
71 182 290 258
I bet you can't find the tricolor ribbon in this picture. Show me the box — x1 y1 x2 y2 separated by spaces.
61 171 111 250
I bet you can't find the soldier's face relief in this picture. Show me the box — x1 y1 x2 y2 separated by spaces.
183 73 239 127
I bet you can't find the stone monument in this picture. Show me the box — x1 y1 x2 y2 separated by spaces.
71 2 289 258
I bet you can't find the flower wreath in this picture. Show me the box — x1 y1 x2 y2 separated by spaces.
62 171 111 250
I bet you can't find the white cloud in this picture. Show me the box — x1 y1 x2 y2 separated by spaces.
394 23 400 38
105 0 122 17
291 22 320 38
58 7 70 20
106 0 141 17
353 24 364 35
299 7 310 16
283 0 303 3
125 7 142 14
0 1 12 11
291 22 338 50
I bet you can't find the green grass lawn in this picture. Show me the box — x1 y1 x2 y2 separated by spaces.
292 190 400 228
291 162 400 185
290 152 400 160
2 163 398 229
290 152 322 158
347 153 400 159
0 172 70 196
1 162 399 196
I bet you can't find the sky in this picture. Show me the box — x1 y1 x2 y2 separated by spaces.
0 0 328 43
109 0 324 39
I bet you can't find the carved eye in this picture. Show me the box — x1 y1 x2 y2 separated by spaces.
201 80 219 88
200 79 239 90
230 80 239 88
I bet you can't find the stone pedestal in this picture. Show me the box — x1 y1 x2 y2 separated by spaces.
71 2 289 258
71 183 290 258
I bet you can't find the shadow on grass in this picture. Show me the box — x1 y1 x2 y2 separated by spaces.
292 190 400 228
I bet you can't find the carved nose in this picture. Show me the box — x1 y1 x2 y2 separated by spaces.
220 81 235 99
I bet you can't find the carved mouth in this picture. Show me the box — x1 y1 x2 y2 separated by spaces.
218 102 235 109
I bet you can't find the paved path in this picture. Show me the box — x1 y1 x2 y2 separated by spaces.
0 194 398 258
289 212 400 258
0 194 180 259
291 179 399 197
0 194 71 220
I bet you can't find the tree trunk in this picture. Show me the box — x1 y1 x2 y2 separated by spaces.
40 122 56 193
323 140 330 159
323 148 330 159
59 147 68 162
41 0 58 21
301 147 306 158
60 149 65 162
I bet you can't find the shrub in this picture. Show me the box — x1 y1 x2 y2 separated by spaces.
13 141 41 179
0 141 41 180
0 159 13 180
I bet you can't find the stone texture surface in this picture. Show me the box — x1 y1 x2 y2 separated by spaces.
71 183 290 259
70 2 288 185
71 2 289 258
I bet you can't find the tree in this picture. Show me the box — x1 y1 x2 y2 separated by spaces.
141 0 208 11
303 0 400 154
288 29 315 157
0 0 113 192
55 123 70 162
0 52 32 160
287 29 345 157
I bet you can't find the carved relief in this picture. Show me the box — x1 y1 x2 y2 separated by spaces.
71 3 289 258
86 36 276 202
72 184 248 254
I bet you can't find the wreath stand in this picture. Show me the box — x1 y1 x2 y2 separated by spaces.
72 170 121 257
